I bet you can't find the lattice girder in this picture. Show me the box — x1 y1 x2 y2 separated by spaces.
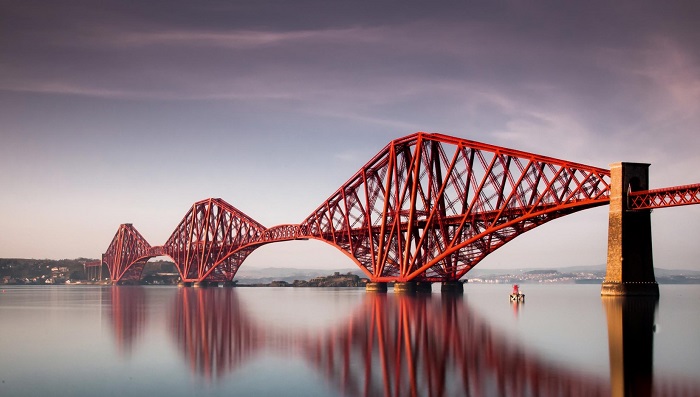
629 183 700 210
103 223 153 282
301 132 611 282
163 198 266 282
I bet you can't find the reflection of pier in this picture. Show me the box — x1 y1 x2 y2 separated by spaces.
604 297 656 397
106 288 700 396
107 286 146 356
602 297 700 397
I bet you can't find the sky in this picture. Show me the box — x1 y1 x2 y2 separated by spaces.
1 1 699 271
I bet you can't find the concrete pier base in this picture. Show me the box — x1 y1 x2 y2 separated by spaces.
116 280 139 286
602 162 659 297
222 281 237 288
393 282 414 293
365 282 388 293
178 281 193 287
601 282 659 296
194 281 215 288
391 281 434 293
441 281 464 294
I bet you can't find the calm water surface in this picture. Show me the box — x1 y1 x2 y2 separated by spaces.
0 284 699 396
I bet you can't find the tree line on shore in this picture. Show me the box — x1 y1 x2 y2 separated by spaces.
0 258 177 284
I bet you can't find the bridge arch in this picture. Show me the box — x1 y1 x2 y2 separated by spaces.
230 227 368 278
161 197 266 282
102 223 155 283
101 225 183 283
300 132 612 282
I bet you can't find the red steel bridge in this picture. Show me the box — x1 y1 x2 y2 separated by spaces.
102 132 700 285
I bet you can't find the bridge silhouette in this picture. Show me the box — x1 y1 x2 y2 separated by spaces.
107 287 700 396
101 132 700 293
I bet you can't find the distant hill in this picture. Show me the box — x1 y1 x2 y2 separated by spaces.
468 264 700 277
464 266 604 277
235 267 366 285
3 258 699 285
235 264 700 284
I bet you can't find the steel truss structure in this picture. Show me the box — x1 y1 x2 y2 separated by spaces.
628 183 700 210
104 199 266 283
301 133 611 281
162 198 266 282
103 223 153 282
83 260 103 281
102 132 698 284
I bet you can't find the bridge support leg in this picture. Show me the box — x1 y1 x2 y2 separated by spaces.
393 282 432 293
393 282 414 293
365 282 388 293
601 162 659 296
441 281 464 294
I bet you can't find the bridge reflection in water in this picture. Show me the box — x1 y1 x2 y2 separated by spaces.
107 288 700 397
107 286 146 357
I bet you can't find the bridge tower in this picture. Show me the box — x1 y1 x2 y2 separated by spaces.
602 162 659 296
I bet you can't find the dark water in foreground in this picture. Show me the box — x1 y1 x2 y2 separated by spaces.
0 284 699 397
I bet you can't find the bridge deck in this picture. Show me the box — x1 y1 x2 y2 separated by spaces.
628 183 700 210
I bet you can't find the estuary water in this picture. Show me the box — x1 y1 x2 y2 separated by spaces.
0 284 699 397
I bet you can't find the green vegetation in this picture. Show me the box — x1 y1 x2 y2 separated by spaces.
0 258 94 284
525 269 559 275
240 272 366 288
0 258 178 285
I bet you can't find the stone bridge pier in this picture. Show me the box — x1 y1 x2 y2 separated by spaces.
601 162 659 296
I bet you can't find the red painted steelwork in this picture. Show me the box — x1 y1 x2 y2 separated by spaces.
301 132 612 282
102 198 267 283
260 224 304 242
103 223 153 282
161 198 266 282
83 260 102 281
102 132 700 284
628 183 700 210
102 133 614 283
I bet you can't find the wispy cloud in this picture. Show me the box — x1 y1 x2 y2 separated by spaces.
0 81 159 99
112 27 379 48
597 36 700 120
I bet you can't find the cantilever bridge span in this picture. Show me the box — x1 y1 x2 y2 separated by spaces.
102 132 700 286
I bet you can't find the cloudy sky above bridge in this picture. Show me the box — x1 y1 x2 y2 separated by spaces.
1 1 699 271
